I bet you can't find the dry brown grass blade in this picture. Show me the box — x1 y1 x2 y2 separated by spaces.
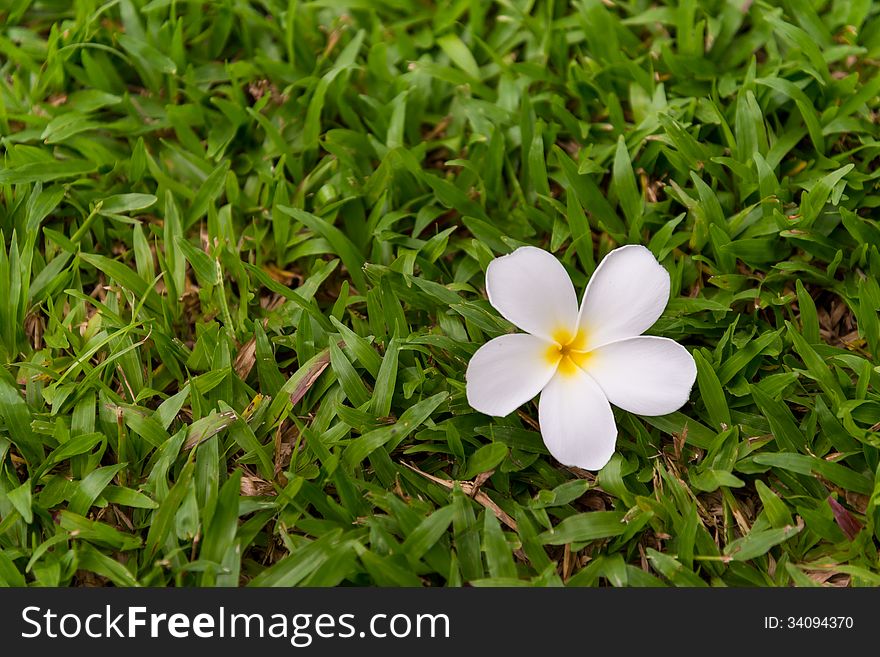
401 461 517 531
274 420 299 477
240 469 277 497
233 337 257 380
828 496 862 541
674 424 688 462
289 354 330 406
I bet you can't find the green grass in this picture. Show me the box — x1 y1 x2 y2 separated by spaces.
0 0 879 587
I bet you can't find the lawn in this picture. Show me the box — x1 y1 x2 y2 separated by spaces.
0 0 878 587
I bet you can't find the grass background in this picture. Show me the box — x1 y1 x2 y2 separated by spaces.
0 0 879 587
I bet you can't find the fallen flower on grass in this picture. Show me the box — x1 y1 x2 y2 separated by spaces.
466 245 697 470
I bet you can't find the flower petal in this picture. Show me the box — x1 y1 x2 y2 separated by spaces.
585 336 696 416
486 246 579 341
538 368 617 470
466 333 559 417
578 244 670 349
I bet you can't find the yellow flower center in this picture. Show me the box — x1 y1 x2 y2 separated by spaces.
545 328 592 377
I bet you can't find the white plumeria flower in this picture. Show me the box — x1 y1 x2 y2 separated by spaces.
466 245 697 471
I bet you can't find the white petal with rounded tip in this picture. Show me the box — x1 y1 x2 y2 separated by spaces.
585 336 696 416
578 245 670 349
466 333 559 417
486 246 579 341
538 368 617 470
